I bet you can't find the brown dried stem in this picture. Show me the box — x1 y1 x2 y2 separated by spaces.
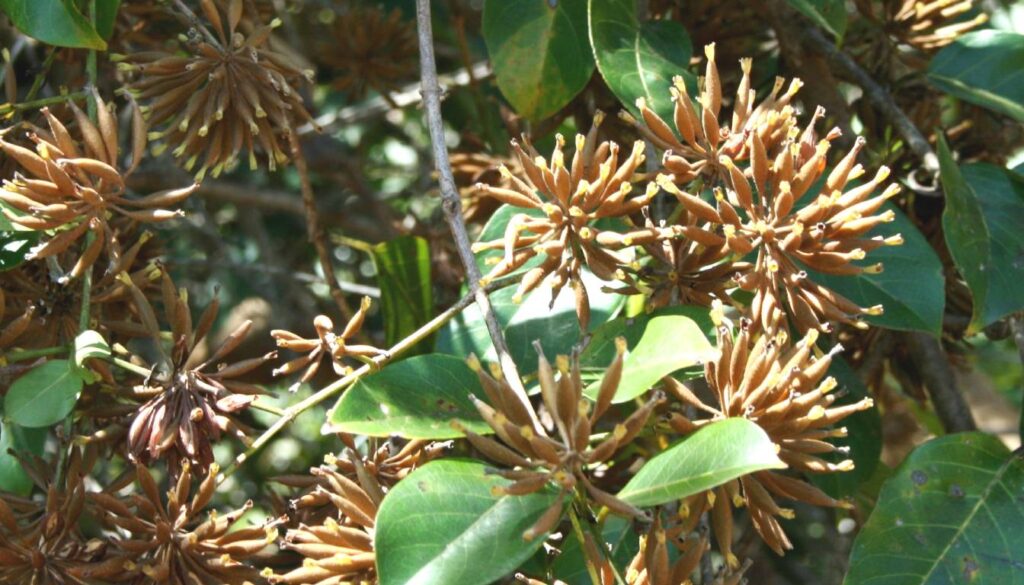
290 134 356 323
903 331 977 432
414 0 540 431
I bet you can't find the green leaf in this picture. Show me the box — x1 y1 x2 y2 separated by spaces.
785 0 847 40
0 0 107 50
0 420 46 496
3 359 83 428
587 0 695 121
326 354 491 439
618 418 786 507
928 30 1024 123
375 459 561 585
582 308 714 403
372 236 433 355
482 0 595 121
95 0 121 39
939 141 1024 328
437 270 624 374
811 204 945 335
810 356 882 498
844 433 1024 585
73 329 111 368
0 230 38 272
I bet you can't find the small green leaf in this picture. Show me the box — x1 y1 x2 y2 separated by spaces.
844 433 1024 585
4 359 83 428
483 0 595 121
376 459 561 585
326 354 491 439
95 0 121 40
372 236 433 355
588 0 695 121
811 204 945 335
0 231 38 272
0 0 107 49
0 420 46 496
618 418 786 507
939 140 1024 328
73 329 111 368
437 270 624 374
929 30 1024 123
582 308 714 403
785 0 847 40
810 356 882 498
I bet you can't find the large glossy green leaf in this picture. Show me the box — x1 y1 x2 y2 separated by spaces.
372 236 433 355
811 356 882 498
482 0 594 121
618 418 786 507
587 0 694 121
375 459 561 585
845 433 1024 585
4 359 83 428
0 0 106 49
811 204 945 335
437 270 624 374
326 354 491 439
581 307 714 403
0 420 46 496
939 140 1024 328
785 0 847 40
929 30 1024 123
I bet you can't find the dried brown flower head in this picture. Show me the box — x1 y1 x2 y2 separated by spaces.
271 296 385 391
624 44 802 184
875 0 988 51
317 4 418 100
450 151 522 223
123 0 316 177
92 462 277 584
472 116 668 328
457 342 663 539
666 309 873 554
123 270 273 473
269 452 381 584
0 99 193 280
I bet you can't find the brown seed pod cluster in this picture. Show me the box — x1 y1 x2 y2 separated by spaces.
91 462 277 584
121 270 274 474
122 0 316 177
271 296 385 391
315 4 419 100
862 0 988 51
0 95 193 280
457 341 663 539
472 114 668 328
268 452 382 585
665 305 873 554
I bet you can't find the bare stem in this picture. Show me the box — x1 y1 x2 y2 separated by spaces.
414 0 541 432
903 332 976 432
289 134 356 323
217 275 519 484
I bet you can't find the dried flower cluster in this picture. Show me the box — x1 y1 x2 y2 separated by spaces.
122 0 316 177
864 0 988 51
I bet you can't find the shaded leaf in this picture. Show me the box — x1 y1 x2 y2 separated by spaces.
326 354 490 439
588 0 695 121
0 420 46 496
95 0 121 39
582 308 714 403
3 359 83 428
482 0 594 121
845 433 1024 585
0 0 106 49
929 30 1024 123
811 203 945 335
785 0 847 40
376 459 561 585
618 418 786 507
0 230 37 272
939 139 1024 327
372 236 433 355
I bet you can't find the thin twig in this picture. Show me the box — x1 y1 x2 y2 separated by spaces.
903 332 976 432
415 0 541 432
289 133 355 323
800 26 941 181
217 275 519 484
